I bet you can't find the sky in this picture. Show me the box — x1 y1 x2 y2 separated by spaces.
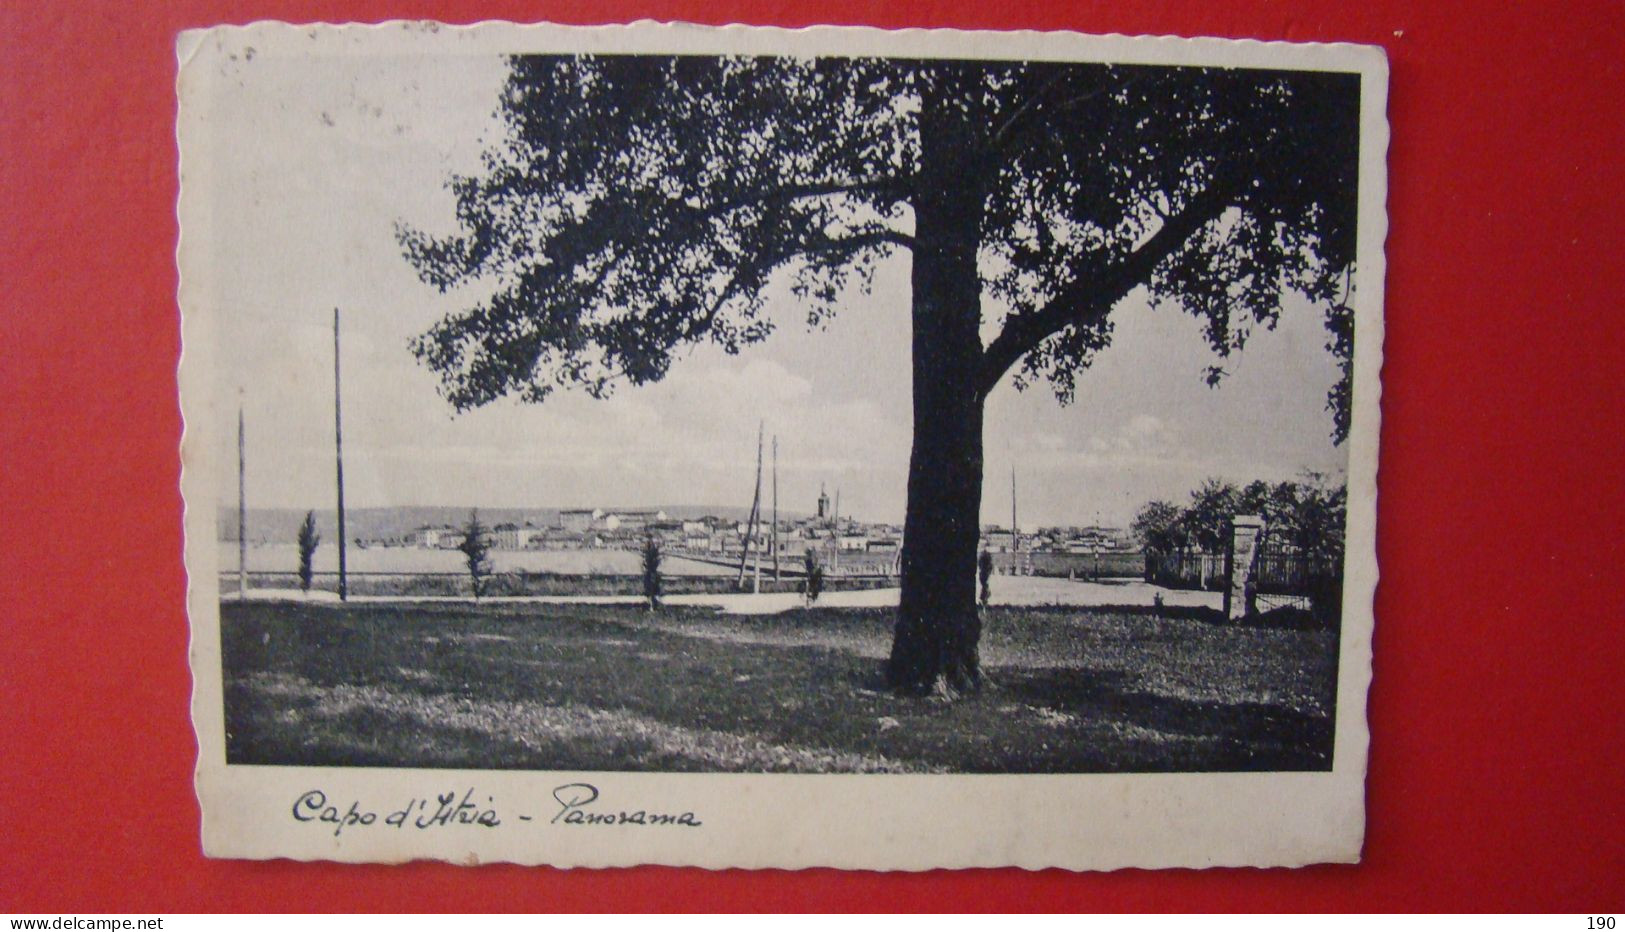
193 46 1349 529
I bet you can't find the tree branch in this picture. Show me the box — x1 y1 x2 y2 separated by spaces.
992 74 1128 158
526 173 913 285
990 71 1066 150
702 174 916 216
669 226 911 348
978 184 1237 396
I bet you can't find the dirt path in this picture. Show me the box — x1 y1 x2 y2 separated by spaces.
238 576 1220 613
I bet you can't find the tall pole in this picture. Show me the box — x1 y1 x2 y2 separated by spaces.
771 435 779 582
735 420 763 590
752 423 763 594
1011 466 1019 567
334 307 348 602
237 400 246 601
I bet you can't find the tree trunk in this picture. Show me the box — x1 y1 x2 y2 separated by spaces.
887 379 986 696
886 83 989 696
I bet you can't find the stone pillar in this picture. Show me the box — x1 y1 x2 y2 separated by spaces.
1225 515 1265 620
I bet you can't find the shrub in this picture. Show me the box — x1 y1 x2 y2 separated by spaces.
803 550 824 605
296 510 320 594
641 535 662 610
457 510 493 600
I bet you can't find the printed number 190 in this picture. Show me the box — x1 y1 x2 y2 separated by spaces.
1589 918 1616 930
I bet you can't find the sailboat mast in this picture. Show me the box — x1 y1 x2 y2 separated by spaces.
771 435 779 582
735 421 764 589
752 423 763 593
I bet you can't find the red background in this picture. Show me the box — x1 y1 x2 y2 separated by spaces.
2 0 1621 913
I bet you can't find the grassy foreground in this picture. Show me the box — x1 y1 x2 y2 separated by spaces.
221 600 1338 773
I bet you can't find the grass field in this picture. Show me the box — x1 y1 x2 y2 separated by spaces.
220 600 1338 773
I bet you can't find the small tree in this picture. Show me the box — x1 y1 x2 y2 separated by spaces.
1131 500 1185 554
1184 478 1242 554
802 550 824 606
641 535 663 611
458 509 492 600
978 550 994 607
296 510 321 595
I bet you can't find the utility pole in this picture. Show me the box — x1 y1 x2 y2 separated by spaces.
771 435 779 582
1011 466 1019 571
237 399 246 601
334 307 348 602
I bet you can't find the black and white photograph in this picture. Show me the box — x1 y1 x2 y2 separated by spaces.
179 21 1385 869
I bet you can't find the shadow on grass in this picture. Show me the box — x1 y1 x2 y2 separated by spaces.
994 666 1333 770
221 599 1336 774
998 602 1338 632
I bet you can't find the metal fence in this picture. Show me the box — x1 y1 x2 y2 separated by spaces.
1146 545 1342 620
1253 544 1342 617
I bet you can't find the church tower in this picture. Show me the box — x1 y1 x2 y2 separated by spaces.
817 482 830 521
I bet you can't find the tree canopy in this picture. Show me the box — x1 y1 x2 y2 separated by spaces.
1132 473 1348 560
399 54 1360 441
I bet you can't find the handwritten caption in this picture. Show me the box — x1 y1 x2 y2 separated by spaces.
291 784 703 837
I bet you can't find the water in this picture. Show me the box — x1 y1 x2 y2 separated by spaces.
218 542 733 577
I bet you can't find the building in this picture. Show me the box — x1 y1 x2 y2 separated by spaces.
603 509 666 532
492 522 541 550
1064 527 1125 552
558 508 602 532
985 529 1018 552
415 525 457 549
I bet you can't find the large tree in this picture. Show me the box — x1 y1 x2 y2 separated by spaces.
399 54 1360 695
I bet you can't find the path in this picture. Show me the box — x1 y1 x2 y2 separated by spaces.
234 575 1221 614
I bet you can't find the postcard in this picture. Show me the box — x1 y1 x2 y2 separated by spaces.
179 19 1386 869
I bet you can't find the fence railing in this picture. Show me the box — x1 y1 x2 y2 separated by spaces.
1253 546 1341 595
990 549 1146 579
1146 545 1342 620
1144 551 1228 591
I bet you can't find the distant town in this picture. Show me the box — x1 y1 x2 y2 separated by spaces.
399 485 1135 577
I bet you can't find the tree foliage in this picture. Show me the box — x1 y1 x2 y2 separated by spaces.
803 550 824 605
1132 473 1348 560
641 535 663 611
458 510 493 600
399 55 1360 440
1130 500 1183 554
296 510 321 594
